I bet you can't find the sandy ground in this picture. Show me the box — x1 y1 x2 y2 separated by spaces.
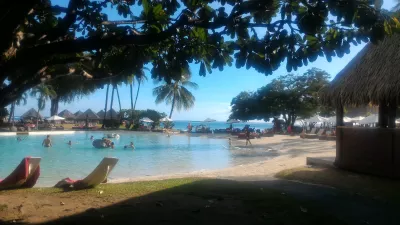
110 135 336 183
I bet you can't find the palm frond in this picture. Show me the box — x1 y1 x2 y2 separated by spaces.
181 80 199 90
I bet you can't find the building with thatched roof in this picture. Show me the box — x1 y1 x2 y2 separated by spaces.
97 110 105 118
321 34 400 128
58 109 75 120
76 109 100 120
21 108 42 120
320 34 400 178
105 109 119 119
74 110 83 117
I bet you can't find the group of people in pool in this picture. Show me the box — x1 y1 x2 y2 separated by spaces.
33 135 135 149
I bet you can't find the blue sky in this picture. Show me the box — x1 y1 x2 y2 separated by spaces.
14 0 396 121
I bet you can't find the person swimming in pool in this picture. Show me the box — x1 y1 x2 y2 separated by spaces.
42 135 52 147
90 136 94 140
110 142 115 149
67 140 72 146
124 141 135 149
17 137 22 142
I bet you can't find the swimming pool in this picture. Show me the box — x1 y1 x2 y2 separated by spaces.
0 131 277 187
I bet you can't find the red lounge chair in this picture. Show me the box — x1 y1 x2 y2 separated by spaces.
0 157 41 190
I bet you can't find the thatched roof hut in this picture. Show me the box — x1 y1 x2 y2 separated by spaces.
321 34 400 107
105 109 119 119
22 108 42 119
76 109 100 120
74 110 83 117
97 110 105 118
58 109 75 119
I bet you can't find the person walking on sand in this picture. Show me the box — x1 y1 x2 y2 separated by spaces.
245 129 252 146
42 135 52 147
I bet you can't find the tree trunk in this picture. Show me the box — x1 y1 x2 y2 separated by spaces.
336 104 344 127
102 83 110 128
37 105 40 130
169 95 176 119
8 102 14 123
133 81 141 111
130 83 134 127
109 85 115 120
115 85 122 118
50 97 59 116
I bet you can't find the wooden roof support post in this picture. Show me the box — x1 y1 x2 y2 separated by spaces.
388 101 397 128
336 104 344 127
378 103 389 128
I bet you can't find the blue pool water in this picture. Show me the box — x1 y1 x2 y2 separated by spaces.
0 131 276 187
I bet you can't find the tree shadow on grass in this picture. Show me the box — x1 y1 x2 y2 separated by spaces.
0 178 398 225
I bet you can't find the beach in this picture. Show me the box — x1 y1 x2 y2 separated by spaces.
110 135 336 183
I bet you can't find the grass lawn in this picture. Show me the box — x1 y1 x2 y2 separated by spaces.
0 178 345 225
276 166 400 202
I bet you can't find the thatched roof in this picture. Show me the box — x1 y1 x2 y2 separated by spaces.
58 110 75 119
74 110 83 117
76 109 100 120
105 109 119 119
22 108 42 119
321 34 400 107
97 110 105 118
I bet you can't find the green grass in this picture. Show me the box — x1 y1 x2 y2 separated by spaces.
8 178 200 198
1 178 346 225
276 166 400 201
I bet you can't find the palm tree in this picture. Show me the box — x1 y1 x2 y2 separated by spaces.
153 77 198 119
30 84 57 129
102 83 110 128
132 72 148 112
8 93 27 124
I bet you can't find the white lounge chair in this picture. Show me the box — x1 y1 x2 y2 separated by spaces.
54 157 118 189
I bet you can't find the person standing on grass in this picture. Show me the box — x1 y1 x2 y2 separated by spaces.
245 129 252 146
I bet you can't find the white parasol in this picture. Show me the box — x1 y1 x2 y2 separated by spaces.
46 115 65 121
140 117 154 123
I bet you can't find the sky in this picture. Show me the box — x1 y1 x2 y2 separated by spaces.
13 0 397 121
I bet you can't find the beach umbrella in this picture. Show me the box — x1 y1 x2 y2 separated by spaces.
325 116 336 123
204 118 216 122
227 119 240 123
46 115 65 121
343 117 353 123
359 114 378 124
140 117 153 123
304 115 325 123
349 116 365 122
160 117 172 122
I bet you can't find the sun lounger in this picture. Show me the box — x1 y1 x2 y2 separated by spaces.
0 157 41 190
54 157 118 189
305 129 325 139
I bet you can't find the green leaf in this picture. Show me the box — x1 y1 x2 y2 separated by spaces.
199 62 206 76
143 0 150 15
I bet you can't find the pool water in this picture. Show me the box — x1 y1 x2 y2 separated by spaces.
0 131 277 187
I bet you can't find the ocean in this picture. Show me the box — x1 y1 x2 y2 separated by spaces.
171 120 272 131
